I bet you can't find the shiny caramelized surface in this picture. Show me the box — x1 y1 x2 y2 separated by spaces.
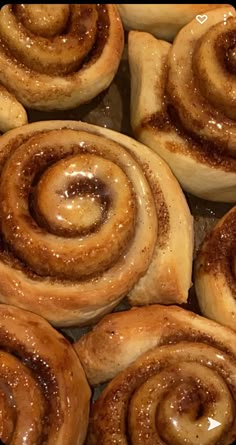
0 304 90 445
0 4 108 76
77 305 236 445
0 5 235 445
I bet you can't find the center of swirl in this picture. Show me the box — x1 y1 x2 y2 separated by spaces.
15 4 70 37
33 153 133 238
0 4 99 75
225 42 236 75
155 364 234 445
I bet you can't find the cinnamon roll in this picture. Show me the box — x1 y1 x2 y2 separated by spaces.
0 4 124 111
0 120 193 327
195 206 236 330
117 4 229 41
129 6 236 202
76 305 236 445
0 304 91 445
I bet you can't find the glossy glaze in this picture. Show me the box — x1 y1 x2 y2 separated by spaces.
0 4 124 113
88 343 236 445
195 206 236 330
0 121 192 326
0 304 90 444
168 10 236 153
78 305 236 445
129 6 236 202
0 4 98 75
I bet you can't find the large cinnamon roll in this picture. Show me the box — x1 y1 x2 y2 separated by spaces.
195 206 236 330
0 304 90 445
0 4 124 113
129 6 236 202
117 4 228 41
0 120 193 327
76 305 236 445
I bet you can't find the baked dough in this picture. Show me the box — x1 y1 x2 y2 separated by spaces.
195 206 236 330
76 304 236 445
0 120 193 327
0 304 90 445
0 4 123 112
0 84 28 133
129 6 236 202
75 304 236 384
117 4 230 40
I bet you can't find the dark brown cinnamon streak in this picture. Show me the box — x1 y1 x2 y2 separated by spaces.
195 206 236 331
76 305 236 445
0 304 90 445
129 6 236 202
0 5 124 112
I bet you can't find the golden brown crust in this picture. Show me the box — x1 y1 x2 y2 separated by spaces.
195 206 236 330
129 6 236 202
0 83 28 132
0 4 124 111
117 4 229 40
75 304 236 385
0 304 91 445
76 305 236 444
0 120 193 327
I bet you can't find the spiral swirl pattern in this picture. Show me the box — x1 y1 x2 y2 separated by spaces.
195 206 236 331
0 304 90 445
0 120 193 327
129 6 236 202
0 4 124 111
76 305 236 445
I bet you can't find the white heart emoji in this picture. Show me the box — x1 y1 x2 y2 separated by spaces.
196 14 208 25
